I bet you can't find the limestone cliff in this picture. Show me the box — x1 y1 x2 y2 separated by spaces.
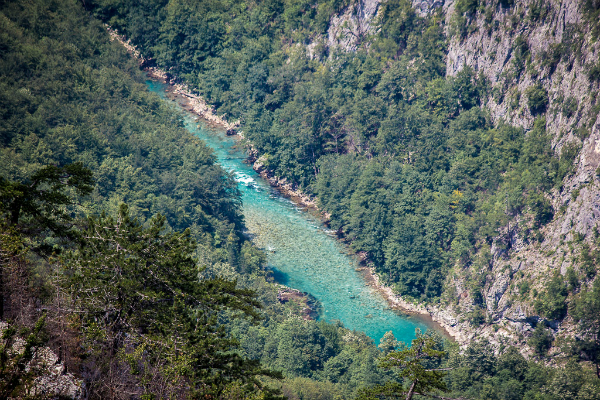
327 0 383 51
0 321 84 399
325 0 600 353
438 0 600 353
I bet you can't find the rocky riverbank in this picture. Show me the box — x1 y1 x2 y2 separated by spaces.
251 154 319 211
276 287 321 320
106 26 239 133
107 25 327 218
250 147 474 345
359 266 468 344
358 263 537 351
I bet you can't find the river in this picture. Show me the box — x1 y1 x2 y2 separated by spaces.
147 80 431 344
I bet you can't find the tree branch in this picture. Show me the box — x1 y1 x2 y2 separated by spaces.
414 392 470 400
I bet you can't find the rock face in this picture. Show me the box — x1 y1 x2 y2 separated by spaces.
427 0 600 351
325 0 600 352
0 321 84 399
253 155 319 210
327 0 383 51
412 0 445 16
325 0 443 52
444 0 599 151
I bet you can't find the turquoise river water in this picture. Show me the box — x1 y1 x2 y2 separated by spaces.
147 80 431 344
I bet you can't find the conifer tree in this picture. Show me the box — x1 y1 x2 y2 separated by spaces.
62 204 281 398
358 330 463 400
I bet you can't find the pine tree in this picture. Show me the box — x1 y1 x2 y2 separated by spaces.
62 204 281 398
357 329 464 400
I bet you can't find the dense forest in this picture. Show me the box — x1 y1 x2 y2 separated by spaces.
87 0 583 301
1 0 600 399
85 0 600 375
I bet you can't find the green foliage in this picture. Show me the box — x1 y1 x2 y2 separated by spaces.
525 84 549 115
566 266 580 293
445 341 568 400
376 0 417 53
534 272 568 320
262 317 335 378
0 0 412 395
467 307 486 327
581 0 600 39
375 339 596 400
557 141 582 185
546 359 587 400
580 240 600 279
378 331 400 355
0 1 286 397
317 112 561 299
571 277 600 378
63 205 276 398
511 36 530 79
279 377 343 400
247 316 387 397
528 0 549 22
527 192 554 227
455 0 478 15
357 330 447 400
0 0 244 242
588 62 600 83
528 322 554 357
80 0 567 304
0 164 93 250
541 42 566 74
562 96 579 118
518 280 531 298
451 0 479 38
6 0 600 396
77 0 580 310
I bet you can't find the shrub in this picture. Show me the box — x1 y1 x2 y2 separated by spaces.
588 62 600 83
526 84 549 115
540 43 564 74
581 0 600 39
528 192 554 227
511 36 530 78
565 267 580 293
562 96 578 118
518 280 531 297
467 307 486 327
528 322 553 357
556 141 581 184
456 0 478 15
534 272 568 320
528 0 548 21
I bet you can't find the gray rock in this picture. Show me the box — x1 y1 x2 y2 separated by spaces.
412 0 445 16
327 0 382 52
0 321 84 399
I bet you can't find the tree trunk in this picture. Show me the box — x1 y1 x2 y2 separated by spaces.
406 380 418 400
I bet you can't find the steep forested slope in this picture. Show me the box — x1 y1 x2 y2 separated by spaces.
0 1 422 398
85 0 600 366
3 0 600 398
0 0 245 240
0 0 278 397
440 0 600 350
